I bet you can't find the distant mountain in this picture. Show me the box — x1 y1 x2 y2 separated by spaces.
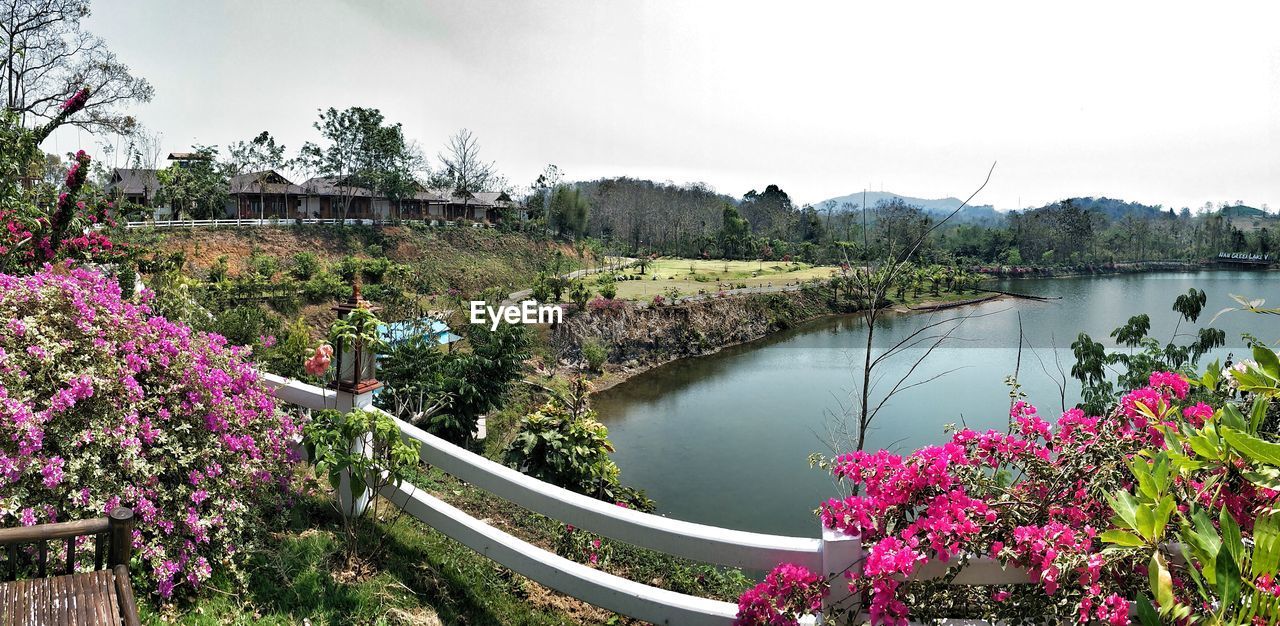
814 191 1003 225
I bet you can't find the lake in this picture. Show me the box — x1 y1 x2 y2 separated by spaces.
594 270 1279 537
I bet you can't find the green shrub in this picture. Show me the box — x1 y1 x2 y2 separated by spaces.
570 280 592 310
596 274 618 300
247 252 278 280
303 272 349 303
208 255 229 283
362 257 392 283
582 338 608 372
336 256 361 281
290 252 321 280
205 305 281 348
502 381 646 507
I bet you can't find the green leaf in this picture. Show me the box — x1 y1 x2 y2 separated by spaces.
1221 506 1244 564
1101 529 1147 547
1223 426 1280 466
1252 396 1271 433
1136 503 1157 541
1187 434 1222 461
1245 467 1280 491
1254 345 1280 379
1222 405 1248 431
1154 495 1176 541
1253 511 1280 577
1136 594 1160 626
1149 551 1174 609
1109 490 1141 531
1216 544 1242 612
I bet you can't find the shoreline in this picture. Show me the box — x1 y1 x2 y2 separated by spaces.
578 264 1266 395
584 291 1013 393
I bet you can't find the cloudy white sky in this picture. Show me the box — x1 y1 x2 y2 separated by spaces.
60 1 1280 210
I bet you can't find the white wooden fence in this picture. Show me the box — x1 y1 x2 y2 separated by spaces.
124 218 495 229
259 373 1033 625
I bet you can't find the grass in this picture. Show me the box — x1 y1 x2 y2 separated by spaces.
140 464 751 626
604 258 840 301
140 495 583 626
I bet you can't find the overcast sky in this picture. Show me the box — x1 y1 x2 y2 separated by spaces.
59 1 1280 210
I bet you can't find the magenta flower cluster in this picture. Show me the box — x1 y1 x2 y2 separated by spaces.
0 266 301 597
738 371 1222 625
733 562 827 626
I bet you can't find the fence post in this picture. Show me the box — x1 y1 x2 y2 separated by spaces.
334 386 376 519
108 507 135 568
821 524 862 621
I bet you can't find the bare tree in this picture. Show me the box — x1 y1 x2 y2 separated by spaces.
1 0 153 134
126 124 163 170
838 163 997 451
435 128 497 215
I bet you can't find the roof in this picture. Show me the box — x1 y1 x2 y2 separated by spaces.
430 188 498 207
228 170 305 195
298 177 375 198
166 152 210 161
104 169 159 196
412 189 450 202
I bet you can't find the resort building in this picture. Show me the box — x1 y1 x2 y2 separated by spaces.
103 168 160 206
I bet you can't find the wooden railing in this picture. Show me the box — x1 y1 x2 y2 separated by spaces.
260 373 1035 625
124 218 496 229
0 507 139 626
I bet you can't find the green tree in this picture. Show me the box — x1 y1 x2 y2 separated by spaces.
298 107 409 221
548 184 589 237
155 146 229 219
718 203 752 259
228 131 287 220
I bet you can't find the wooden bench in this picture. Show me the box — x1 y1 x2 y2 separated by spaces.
0 508 139 626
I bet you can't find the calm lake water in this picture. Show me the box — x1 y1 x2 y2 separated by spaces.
594 270 1279 537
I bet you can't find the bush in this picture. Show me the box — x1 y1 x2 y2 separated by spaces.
336 256 361 281
208 255 229 283
581 338 608 372
205 305 280 349
503 380 648 508
289 252 320 280
303 271 349 304
598 276 618 300
739 365 1280 626
361 257 392 283
247 252 277 280
0 266 301 598
586 296 627 314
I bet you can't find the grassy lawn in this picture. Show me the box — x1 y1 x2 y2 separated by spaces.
606 258 840 301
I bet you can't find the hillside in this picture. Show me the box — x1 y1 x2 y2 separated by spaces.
815 191 1003 225
122 225 584 297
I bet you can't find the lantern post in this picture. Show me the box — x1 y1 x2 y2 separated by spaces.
330 279 383 518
